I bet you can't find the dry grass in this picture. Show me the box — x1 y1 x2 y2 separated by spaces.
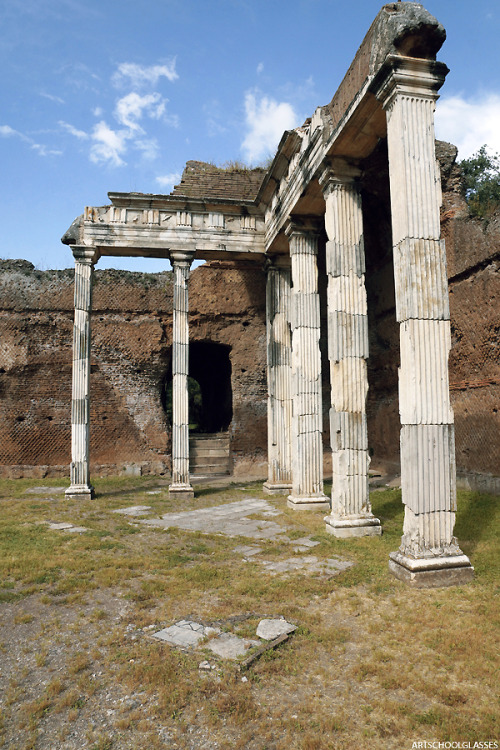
0 476 498 749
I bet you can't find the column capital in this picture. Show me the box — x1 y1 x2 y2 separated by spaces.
373 54 448 111
284 216 321 240
71 245 100 266
170 249 195 267
318 159 361 198
264 254 291 273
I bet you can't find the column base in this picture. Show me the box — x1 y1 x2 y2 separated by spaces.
287 495 330 511
168 483 195 501
389 550 474 588
325 515 382 538
65 484 95 500
263 481 292 495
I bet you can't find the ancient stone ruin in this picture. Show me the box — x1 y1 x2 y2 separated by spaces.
2 3 499 586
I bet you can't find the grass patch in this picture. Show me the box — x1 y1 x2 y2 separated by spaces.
0 477 498 748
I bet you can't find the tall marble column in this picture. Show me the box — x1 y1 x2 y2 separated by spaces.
263 256 293 494
286 220 329 510
376 55 473 585
66 245 100 500
169 250 195 500
319 161 381 537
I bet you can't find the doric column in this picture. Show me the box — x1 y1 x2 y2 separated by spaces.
286 219 329 510
376 56 473 586
263 256 293 494
169 250 195 500
319 161 381 537
66 245 100 500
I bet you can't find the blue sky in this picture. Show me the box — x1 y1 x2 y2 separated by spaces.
1 0 499 271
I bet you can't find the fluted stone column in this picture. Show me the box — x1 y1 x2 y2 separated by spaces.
169 250 195 500
319 161 381 537
66 246 100 500
286 220 329 510
264 256 293 494
376 56 473 585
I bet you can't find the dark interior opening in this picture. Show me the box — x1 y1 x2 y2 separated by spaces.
161 341 232 433
189 341 232 433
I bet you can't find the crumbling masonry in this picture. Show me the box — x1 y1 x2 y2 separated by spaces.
57 3 489 585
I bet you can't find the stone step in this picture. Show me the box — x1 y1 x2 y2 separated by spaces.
191 463 230 476
190 454 228 466
190 447 229 459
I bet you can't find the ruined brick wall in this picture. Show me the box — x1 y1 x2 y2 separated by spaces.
0 261 267 478
0 142 497 481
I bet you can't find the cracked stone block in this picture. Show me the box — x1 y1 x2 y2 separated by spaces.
256 619 297 641
207 633 260 660
259 556 353 576
152 620 220 648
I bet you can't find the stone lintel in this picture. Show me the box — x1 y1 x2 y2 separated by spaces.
287 495 330 511
168 484 195 500
325 515 382 538
389 551 474 588
65 484 95 500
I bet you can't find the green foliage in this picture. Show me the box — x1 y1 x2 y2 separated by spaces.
459 145 500 218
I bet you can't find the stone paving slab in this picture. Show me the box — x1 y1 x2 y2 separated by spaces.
259 556 352 576
207 633 260 660
152 620 220 648
26 486 66 495
140 498 288 540
256 618 297 641
46 522 88 533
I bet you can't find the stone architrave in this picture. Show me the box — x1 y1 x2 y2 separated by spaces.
376 55 473 586
66 245 100 500
285 220 329 511
169 250 195 500
263 256 293 494
319 161 381 537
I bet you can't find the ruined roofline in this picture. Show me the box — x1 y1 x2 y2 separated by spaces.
256 2 446 207
107 191 260 210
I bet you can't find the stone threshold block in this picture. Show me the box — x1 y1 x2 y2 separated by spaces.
168 483 195 500
263 481 292 495
325 515 381 538
65 484 95 500
389 550 474 588
287 495 330 511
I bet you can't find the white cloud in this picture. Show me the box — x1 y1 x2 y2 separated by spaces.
112 61 178 89
241 90 298 163
93 106 103 117
257 62 264 74
90 121 128 167
31 143 63 157
1 123 61 156
40 92 65 104
134 138 160 161
156 172 181 191
59 120 89 139
114 92 166 131
435 93 500 159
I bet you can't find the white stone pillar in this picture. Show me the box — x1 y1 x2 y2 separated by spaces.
169 250 195 500
286 220 329 510
376 56 473 586
66 245 100 500
264 256 293 494
319 161 381 537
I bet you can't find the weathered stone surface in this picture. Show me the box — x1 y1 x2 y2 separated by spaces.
152 620 220 648
207 633 259 660
256 619 296 641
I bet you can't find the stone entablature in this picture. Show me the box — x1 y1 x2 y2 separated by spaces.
69 194 265 263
